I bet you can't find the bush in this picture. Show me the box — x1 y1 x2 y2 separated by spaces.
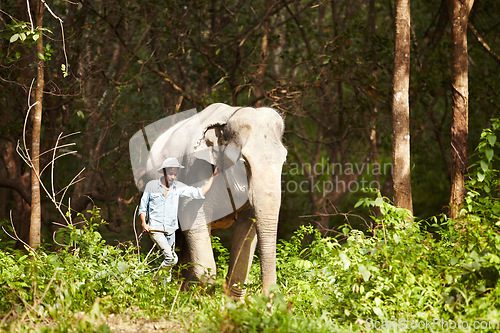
2 120 499 332
0 207 174 331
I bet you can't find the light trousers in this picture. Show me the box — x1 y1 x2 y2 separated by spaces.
149 231 178 267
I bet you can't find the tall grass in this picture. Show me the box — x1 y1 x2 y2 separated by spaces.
1 119 499 332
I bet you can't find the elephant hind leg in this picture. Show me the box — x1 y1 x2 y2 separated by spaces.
225 212 257 299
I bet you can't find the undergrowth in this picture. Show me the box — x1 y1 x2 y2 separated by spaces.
1 119 499 332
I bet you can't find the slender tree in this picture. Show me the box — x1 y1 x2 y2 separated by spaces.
446 0 474 218
392 0 413 214
29 0 44 247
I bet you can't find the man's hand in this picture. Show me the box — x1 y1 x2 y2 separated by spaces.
140 213 151 232
212 165 221 178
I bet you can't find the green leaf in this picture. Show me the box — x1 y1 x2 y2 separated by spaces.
37 53 45 60
116 261 129 273
373 306 384 318
471 261 481 270
406 272 415 285
61 64 69 78
489 254 500 264
339 251 350 269
354 199 364 208
294 259 313 270
393 233 401 244
358 264 371 282
485 148 494 162
10 34 19 43
487 134 497 146
380 204 387 215
478 172 485 182
480 160 489 172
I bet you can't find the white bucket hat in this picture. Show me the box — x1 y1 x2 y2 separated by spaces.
158 157 185 172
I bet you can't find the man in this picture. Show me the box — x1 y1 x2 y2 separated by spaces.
138 157 219 280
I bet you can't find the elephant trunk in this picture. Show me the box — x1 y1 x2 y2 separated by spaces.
247 161 283 295
255 214 279 294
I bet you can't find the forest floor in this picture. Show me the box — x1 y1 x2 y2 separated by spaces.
104 314 185 333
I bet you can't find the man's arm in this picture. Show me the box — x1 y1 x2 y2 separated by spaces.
201 166 221 196
138 188 151 232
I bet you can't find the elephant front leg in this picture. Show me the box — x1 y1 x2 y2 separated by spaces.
225 212 257 299
182 223 217 288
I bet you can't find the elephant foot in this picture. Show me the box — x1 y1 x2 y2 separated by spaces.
181 279 216 295
224 281 247 300
180 263 217 293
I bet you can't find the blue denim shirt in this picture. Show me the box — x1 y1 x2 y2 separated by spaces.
138 178 204 233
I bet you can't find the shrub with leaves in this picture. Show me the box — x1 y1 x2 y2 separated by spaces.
2 120 500 332
0 207 175 331
268 119 500 330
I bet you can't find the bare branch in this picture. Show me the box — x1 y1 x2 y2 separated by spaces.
2 211 39 259
25 0 34 33
40 0 70 75
0 178 30 205
468 22 500 64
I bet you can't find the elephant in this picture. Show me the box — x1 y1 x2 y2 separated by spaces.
142 103 287 298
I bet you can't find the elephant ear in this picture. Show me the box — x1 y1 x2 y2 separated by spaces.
194 105 243 166
201 105 243 147
203 123 226 147
192 122 226 166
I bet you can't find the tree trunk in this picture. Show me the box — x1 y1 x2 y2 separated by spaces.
392 0 413 214
446 0 474 218
29 0 44 248
253 18 270 107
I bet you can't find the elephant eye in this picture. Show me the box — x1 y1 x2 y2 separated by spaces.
222 132 228 142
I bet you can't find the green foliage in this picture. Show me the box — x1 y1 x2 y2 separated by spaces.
273 120 500 330
4 20 47 44
2 19 53 63
211 234 229 271
0 207 165 331
201 291 340 333
465 118 500 216
2 121 500 331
